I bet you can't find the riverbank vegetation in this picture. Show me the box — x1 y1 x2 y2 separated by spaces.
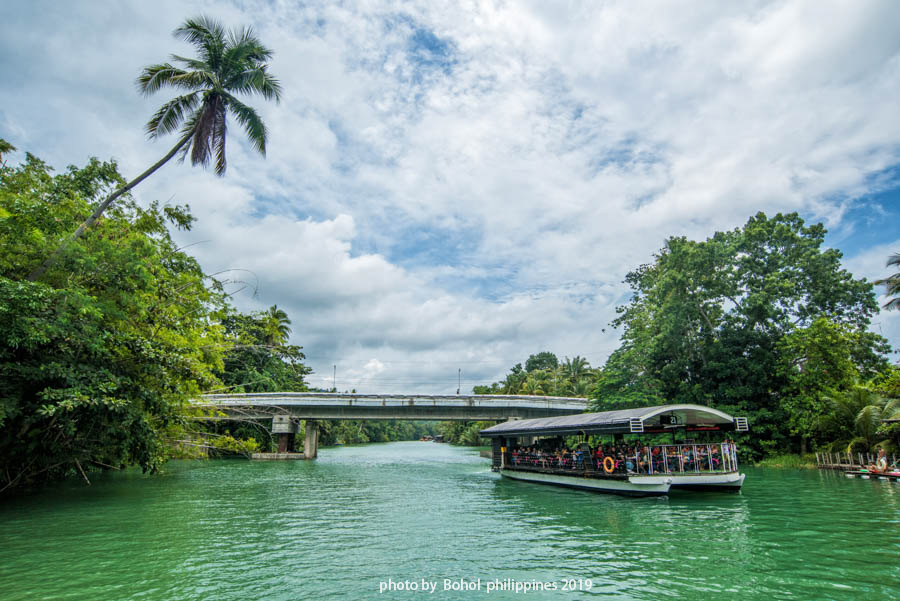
438 353 600 446
592 213 899 459
467 214 899 459
0 152 231 491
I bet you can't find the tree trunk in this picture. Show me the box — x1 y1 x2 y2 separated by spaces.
800 436 807 455
26 133 193 282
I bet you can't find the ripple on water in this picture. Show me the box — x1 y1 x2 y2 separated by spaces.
2 444 899 601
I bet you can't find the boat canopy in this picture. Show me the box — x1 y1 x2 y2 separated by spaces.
479 404 748 437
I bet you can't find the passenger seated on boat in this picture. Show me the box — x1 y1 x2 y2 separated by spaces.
867 447 888 473
698 447 711 471
575 448 584 469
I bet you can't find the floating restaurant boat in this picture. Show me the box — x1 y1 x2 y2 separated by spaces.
479 404 749 497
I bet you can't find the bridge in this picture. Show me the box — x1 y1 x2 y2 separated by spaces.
192 392 589 459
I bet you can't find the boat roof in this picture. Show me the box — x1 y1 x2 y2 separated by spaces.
479 403 746 437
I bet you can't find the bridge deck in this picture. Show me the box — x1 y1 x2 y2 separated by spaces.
193 393 589 421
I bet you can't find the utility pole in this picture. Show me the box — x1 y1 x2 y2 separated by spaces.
333 364 336 392
457 368 461 395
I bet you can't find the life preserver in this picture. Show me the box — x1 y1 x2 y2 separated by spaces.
603 456 615 473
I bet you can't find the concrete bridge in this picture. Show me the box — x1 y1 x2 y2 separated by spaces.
192 392 589 459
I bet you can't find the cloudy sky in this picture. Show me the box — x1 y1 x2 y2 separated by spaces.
3 0 899 393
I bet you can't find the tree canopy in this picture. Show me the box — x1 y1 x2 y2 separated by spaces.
0 153 228 491
593 212 892 456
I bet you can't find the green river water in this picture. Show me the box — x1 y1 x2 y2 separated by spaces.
2 441 899 601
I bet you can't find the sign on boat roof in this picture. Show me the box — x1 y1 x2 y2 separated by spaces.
479 404 748 437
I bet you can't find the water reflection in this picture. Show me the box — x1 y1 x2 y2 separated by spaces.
1 444 898 601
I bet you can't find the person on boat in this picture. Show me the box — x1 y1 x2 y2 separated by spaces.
681 446 693 471
651 446 664 472
867 447 888 473
697 446 710 471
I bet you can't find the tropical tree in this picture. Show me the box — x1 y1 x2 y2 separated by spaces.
874 252 900 310
561 355 591 384
28 16 281 281
853 399 899 452
595 212 888 456
1 153 227 492
525 351 558 373
0 138 15 162
263 304 292 345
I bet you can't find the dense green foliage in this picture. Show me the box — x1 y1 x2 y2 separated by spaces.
474 353 600 397
449 353 601 446
317 420 438 446
875 252 900 310
435 421 496 446
593 212 896 457
0 153 227 491
217 309 310 393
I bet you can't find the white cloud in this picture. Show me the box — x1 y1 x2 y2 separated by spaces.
3 0 899 390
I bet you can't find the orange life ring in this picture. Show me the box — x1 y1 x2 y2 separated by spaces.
603 456 615 473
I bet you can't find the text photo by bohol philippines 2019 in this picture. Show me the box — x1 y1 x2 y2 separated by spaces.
2 1 900 600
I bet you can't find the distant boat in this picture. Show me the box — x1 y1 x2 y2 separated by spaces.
420 435 434 441
433 435 445 443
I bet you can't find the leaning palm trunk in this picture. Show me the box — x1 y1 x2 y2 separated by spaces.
27 131 195 282
28 16 280 282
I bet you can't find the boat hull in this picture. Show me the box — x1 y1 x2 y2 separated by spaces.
499 468 671 497
668 472 745 492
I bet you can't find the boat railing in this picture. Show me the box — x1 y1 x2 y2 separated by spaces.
506 443 739 476
645 443 739 476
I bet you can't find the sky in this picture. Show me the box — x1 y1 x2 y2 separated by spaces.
2 0 899 393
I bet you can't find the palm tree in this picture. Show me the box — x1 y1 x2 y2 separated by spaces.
874 252 900 310
0 138 15 162
562 355 591 384
28 16 281 281
822 387 896 453
263 304 292 345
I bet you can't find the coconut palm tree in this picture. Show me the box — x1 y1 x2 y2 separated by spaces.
28 16 281 281
263 304 292 345
0 138 15 162
561 355 591 384
874 252 900 310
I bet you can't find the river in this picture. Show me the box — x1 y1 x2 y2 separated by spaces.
1 442 898 600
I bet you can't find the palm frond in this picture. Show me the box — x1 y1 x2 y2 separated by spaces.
223 94 267 155
174 16 226 68
177 113 200 163
226 66 282 101
189 99 217 168
136 63 189 95
145 93 200 137
169 54 211 72
224 28 274 64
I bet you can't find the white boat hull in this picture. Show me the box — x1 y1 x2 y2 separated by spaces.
668 472 745 492
499 468 671 497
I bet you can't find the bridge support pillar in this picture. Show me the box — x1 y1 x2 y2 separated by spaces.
272 415 298 453
304 420 319 460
